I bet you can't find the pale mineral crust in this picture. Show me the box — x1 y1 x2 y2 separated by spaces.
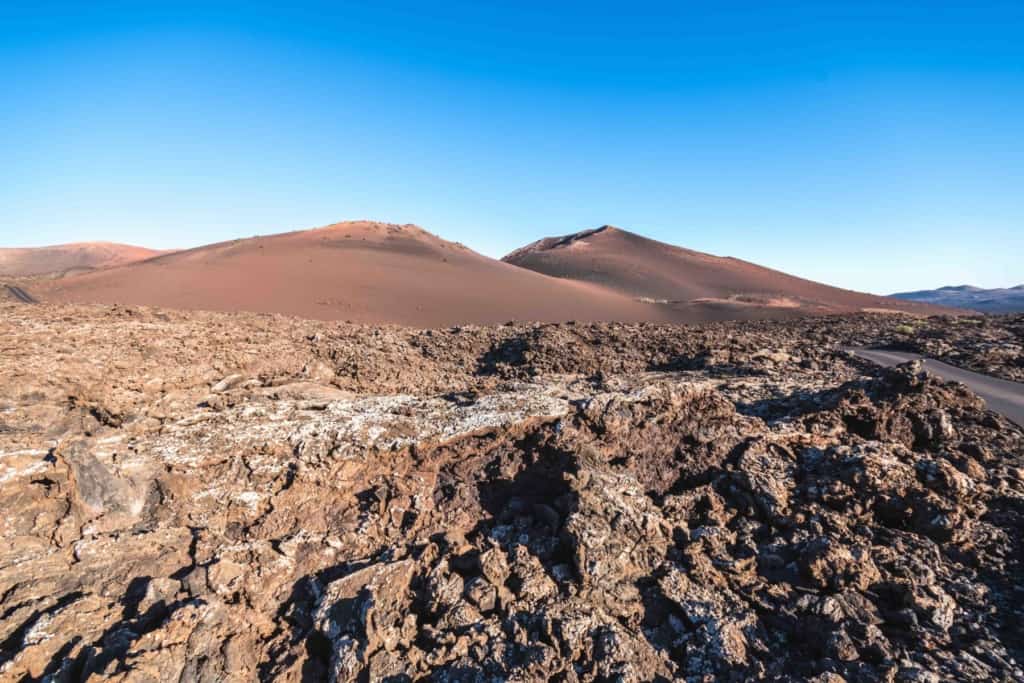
0 303 1022 682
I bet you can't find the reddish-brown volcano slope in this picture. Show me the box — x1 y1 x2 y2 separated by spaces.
0 242 167 277
503 225 945 316
37 222 677 327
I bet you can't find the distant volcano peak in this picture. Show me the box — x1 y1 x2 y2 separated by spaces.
503 224 950 316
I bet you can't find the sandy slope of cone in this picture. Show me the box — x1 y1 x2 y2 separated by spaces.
503 225 944 316
37 222 674 326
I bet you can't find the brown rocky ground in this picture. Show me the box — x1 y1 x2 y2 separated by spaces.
882 315 1024 383
1 303 1022 681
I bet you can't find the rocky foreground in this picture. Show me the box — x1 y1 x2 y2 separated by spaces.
885 314 1024 383
0 304 1022 682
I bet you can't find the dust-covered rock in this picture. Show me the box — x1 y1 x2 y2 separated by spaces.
0 302 1022 681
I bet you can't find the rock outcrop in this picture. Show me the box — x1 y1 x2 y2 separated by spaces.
1 303 1022 681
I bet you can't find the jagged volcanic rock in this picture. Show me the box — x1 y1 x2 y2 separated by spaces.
0 303 1022 681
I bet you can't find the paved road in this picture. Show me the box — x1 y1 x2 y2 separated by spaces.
849 348 1024 427
4 285 38 304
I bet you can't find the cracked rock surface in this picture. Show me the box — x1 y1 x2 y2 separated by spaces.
882 314 1024 382
1 303 1022 681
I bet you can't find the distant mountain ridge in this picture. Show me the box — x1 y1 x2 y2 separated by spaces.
34 221 670 326
8 221 954 325
890 284 1024 314
0 242 168 277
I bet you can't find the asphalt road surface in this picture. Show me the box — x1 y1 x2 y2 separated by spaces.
4 285 38 304
849 348 1024 428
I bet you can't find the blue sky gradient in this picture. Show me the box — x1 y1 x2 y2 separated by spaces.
2 1 1022 292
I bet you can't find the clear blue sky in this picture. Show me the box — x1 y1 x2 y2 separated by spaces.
2 1 1021 293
